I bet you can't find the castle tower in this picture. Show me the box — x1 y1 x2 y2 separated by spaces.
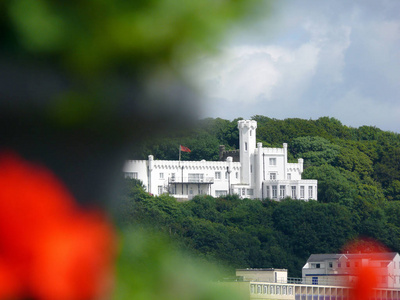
238 120 257 185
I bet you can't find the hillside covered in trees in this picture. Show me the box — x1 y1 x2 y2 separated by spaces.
121 116 400 277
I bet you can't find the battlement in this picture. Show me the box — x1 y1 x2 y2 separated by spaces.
238 120 257 130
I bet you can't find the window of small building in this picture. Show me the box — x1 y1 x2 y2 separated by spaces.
270 173 276 180
291 186 297 198
159 172 164 179
279 186 285 198
269 158 276 165
215 171 221 179
272 186 278 199
236 172 239 179
287 173 291 179
247 189 253 196
329 262 333 268
300 186 305 198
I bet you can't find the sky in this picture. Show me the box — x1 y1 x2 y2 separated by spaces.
188 0 400 133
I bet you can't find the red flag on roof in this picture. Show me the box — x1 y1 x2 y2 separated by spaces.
180 145 191 153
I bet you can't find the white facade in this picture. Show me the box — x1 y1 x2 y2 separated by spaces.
302 253 400 288
236 268 288 283
123 120 317 201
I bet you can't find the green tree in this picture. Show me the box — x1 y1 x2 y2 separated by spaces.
290 136 339 167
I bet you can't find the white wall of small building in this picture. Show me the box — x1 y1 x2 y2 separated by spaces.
302 254 400 289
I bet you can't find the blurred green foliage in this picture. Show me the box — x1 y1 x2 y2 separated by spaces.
3 0 257 76
114 227 247 300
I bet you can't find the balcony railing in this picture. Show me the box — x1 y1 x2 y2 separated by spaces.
168 177 214 184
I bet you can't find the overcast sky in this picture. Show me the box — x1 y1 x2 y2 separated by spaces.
188 0 400 133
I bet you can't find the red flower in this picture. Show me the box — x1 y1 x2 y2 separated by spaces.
0 152 115 299
350 265 378 300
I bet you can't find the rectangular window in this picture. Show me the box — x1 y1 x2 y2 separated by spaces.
270 173 276 180
279 186 285 198
266 186 270 198
291 186 296 198
171 173 175 182
287 173 291 180
215 172 221 180
338 263 341 268
300 186 305 198
245 142 248 151
329 262 333 268
215 190 227 197
269 158 276 165
242 188 245 196
188 173 204 182
225 172 228 179
247 189 254 196
308 186 313 198
124 172 138 179
312 277 318 285
159 172 164 179
236 172 239 179
272 186 278 199
158 185 163 194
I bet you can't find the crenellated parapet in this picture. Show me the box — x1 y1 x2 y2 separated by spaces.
238 119 257 130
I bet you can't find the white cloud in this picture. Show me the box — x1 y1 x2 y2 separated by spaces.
188 0 400 133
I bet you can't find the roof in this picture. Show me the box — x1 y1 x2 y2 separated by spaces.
307 253 398 263
307 254 344 262
345 252 398 261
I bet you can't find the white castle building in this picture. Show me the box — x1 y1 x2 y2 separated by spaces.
124 120 317 201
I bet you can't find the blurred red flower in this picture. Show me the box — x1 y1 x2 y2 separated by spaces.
0 152 115 299
342 238 385 300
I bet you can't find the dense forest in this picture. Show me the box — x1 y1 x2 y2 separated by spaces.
119 116 400 277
